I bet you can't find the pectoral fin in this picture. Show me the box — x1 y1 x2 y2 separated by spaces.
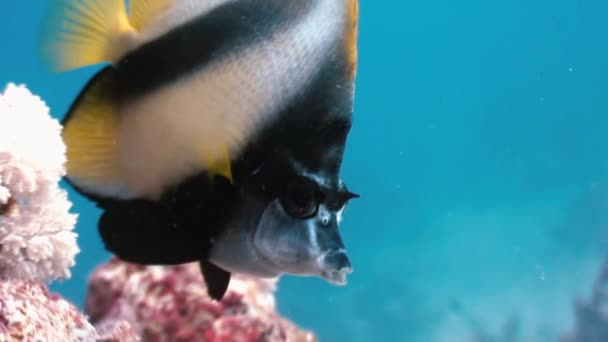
98 198 207 265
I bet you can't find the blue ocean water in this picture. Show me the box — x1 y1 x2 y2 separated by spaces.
2 1 608 341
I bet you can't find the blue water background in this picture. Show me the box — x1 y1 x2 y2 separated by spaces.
2 1 608 340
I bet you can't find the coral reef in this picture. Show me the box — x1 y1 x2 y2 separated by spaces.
0 82 136 341
0 277 139 341
0 279 97 341
0 83 79 282
452 257 608 342
85 257 317 342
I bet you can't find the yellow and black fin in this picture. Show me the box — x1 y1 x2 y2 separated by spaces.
61 66 127 198
200 142 234 184
39 0 137 72
128 0 175 30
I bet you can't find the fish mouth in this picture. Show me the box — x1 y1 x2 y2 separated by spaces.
318 249 353 286
321 267 353 285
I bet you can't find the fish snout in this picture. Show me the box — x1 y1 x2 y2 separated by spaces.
318 249 353 286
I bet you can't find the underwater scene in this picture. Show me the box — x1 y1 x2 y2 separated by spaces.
1 0 608 341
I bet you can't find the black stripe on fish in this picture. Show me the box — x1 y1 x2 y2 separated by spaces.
116 0 314 101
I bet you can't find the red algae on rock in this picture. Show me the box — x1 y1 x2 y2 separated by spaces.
0 279 96 341
85 257 317 342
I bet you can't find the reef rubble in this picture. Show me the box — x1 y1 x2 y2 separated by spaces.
85 258 316 342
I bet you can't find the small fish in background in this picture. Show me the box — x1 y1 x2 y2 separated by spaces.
39 0 361 301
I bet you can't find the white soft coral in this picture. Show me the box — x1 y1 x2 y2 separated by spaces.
0 83 79 282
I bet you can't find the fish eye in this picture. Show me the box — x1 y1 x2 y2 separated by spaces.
280 176 319 219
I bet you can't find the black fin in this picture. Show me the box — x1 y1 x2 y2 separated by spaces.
98 198 208 265
199 259 231 301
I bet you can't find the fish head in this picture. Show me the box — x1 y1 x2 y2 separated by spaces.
249 172 358 285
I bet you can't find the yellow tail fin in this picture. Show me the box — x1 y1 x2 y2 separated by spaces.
39 0 174 72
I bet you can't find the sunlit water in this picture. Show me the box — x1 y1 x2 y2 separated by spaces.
2 1 608 341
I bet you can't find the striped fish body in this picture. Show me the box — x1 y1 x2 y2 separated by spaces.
41 0 360 301
43 0 359 202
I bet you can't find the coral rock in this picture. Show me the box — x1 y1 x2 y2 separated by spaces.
0 83 139 342
0 83 79 282
0 279 97 341
86 257 317 342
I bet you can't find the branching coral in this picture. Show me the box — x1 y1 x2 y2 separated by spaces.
0 83 78 282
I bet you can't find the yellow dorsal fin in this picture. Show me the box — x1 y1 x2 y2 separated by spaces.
39 0 138 72
128 0 175 31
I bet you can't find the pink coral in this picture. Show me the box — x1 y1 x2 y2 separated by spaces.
85 257 317 342
0 279 97 341
0 83 79 282
93 319 140 342
0 279 139 342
